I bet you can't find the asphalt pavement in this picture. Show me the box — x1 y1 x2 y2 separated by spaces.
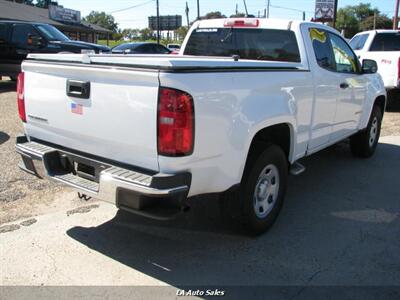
1 136 399 298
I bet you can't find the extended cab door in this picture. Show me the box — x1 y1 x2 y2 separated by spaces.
303 26 341 150
328 32 366 140
303 26 365 151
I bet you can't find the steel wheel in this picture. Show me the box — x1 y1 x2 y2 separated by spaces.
253 164 280 218
369 116 378 147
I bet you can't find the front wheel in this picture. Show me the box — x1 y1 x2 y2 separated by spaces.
232 145 288 235
350 105 382 158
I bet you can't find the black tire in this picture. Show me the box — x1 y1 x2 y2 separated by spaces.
350 105 382 158
222 145 288 236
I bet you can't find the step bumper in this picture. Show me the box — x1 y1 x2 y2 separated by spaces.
16 135 191 220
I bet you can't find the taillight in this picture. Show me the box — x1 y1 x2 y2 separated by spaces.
17 72 26 122
224 18 259 27
158 87 194 156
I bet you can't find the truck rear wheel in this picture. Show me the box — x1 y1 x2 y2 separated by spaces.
350 105 382 158
227 145 288 235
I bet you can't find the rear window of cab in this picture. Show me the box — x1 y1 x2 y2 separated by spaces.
184 28 301 62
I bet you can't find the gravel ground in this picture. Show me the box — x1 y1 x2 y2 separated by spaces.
0 79 75 223
0 77 399 224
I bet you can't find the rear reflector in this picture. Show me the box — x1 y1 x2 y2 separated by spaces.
224 18 259 27
17 72 26 122
158 87 194 156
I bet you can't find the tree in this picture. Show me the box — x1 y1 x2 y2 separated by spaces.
202 11 226 20
35 0 57 8
83 11 118 33
335 3 393 38
335 8 359 38
121 28 140 40
230 13 246 18
140 28 154 40
175 26 189 41
360 15 393 31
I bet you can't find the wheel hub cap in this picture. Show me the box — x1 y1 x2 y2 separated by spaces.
253 164 280 218
369 117 378 147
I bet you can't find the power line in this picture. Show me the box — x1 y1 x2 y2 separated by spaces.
270 4 313 14
109 0 155 14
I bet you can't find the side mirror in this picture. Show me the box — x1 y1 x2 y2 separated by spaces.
27 35 43 47
362 59 378 74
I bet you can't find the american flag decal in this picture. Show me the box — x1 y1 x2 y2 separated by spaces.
71 103 83 115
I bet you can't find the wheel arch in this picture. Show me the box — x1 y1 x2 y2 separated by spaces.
239 123 294 182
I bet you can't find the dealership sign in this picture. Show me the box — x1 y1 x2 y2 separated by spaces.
314 0 335 22
49 5 81 24
148 15 182 31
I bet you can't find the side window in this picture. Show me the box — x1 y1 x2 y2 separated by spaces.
0 23 8 42
11 24 38 46
370 33 400 51
154 45 170 54
136 44 151 53
309 28 335 71
349 34 369 50
329 33 359 73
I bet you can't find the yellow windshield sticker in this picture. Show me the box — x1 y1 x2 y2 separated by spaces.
310 28 327 43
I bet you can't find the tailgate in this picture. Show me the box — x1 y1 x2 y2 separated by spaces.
22 61 160 171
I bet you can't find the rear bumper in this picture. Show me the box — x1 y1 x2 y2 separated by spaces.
16 136 191 220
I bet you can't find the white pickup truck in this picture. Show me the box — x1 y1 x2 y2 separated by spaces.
16 18 386 235
350 30 400 101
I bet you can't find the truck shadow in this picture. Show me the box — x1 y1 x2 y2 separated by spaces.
0 79 16 94
387 90 400 112
67 140 400 289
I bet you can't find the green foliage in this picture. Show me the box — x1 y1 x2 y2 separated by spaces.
35 0 57 8
335 3 393 38
83 11 118 33
360 15 393 31
202 11 226 19
139 28 154 40
230 13 246 18
175 26 189 40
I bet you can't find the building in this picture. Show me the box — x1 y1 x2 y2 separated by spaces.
0 1 112 44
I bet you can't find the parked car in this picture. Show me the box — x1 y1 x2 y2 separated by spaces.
167 43 181 51
0 20 110 80
350 30 400 100
111 42 172 54
16 18 386 235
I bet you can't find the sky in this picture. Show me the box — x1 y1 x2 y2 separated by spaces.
56 0 398 29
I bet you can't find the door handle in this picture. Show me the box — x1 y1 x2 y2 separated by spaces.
340 82 349 89
66 80 90 99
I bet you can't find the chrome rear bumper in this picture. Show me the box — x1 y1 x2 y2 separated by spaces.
16 136 191 219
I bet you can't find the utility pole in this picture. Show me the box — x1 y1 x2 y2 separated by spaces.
236 3 238 15
267 0 270 18
394 0 399 29
303 11 306 21
373 11 377 30
332 0 338 29
197 0 200 20
185 1 189 28
156 0 160 44
243 0 248 17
